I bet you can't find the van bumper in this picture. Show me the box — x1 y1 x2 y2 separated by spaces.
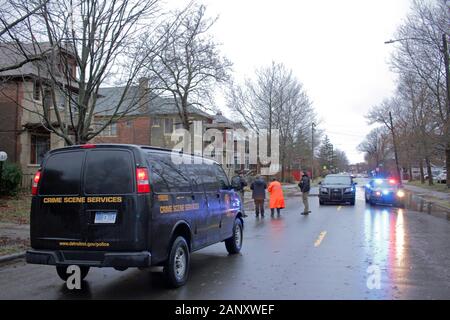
26 249 151 268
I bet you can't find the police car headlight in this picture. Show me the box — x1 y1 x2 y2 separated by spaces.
396 190 405 198
344 187 354 193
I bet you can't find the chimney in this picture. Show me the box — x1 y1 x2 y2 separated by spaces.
138 77 149 113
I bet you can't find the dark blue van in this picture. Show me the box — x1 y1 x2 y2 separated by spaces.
26 144 244 287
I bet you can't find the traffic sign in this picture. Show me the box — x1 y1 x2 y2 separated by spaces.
0 151 7 162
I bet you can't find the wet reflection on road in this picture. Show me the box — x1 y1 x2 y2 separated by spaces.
364 205 410 293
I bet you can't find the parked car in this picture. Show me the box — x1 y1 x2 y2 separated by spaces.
436 170 447 184
318 174 357 205
26 144 244 288
364 178 405 208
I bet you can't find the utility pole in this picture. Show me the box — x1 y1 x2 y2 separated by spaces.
389 111 402 182
311 122 315 180
442 33 450 188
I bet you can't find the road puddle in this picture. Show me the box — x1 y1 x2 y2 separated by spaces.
404 193 450 220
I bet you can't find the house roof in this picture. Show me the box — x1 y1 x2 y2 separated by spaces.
206 111 247 130
95 86 213 119
0 42 77 88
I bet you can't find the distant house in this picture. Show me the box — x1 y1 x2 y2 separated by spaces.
205 111 251 176
92 84 253 176
0 43 77 186
91 78 215 149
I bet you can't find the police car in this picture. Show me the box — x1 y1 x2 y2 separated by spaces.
364 178 406 208
26 144 244 288
318 174 357 205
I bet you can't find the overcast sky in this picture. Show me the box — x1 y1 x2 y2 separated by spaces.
168 0 413 164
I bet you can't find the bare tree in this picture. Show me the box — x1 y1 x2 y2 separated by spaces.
227 62 317 180
146 4 232 131
0 0 168 144
389 0 449 186
334 149 350 173
357 127 392 173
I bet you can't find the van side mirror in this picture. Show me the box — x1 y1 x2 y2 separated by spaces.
318 181 322 185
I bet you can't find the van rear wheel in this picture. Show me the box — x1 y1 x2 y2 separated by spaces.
163 236 190 288
225 218 243 254
56 265 90 281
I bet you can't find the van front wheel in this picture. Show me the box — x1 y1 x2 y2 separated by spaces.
163 236 190 288
225 218 243 254
56 265 90 281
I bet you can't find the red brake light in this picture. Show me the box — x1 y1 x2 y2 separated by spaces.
32 170 41 195
389 179 396 184
136 168 150 193
81 144 96 149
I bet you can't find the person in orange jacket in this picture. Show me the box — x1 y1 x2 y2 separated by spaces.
267 177 285 217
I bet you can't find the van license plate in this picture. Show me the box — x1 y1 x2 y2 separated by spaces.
94 212 117 224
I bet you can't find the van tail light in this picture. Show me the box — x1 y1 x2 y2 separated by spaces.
31 170 41 195
136 168 151 193
81 144 96 149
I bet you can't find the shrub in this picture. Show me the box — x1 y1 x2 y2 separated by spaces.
0 162 22 196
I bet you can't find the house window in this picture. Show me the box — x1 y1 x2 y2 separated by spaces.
97 121 117 137
33 80 41 101
164 118 174 135
30 134 50 164
152 118 161 127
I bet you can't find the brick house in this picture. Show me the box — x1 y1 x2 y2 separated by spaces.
0 43 252 186
0 43 77 186
91 79 215 149
92 83 253 176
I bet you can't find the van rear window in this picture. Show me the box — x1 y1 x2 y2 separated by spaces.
40 151 83 195
84 150 133 194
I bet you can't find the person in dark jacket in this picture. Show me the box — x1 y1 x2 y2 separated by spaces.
231 173 248 217
250 176 267 218
298 172 311 215
237 172 248 217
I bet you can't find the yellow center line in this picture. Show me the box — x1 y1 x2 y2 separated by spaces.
337 206 342 211
314 231 327 247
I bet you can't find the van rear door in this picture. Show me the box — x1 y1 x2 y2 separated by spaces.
82 148 147 251
31 147 148 252
31 150 84 248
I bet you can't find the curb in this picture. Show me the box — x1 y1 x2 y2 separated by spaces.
0 251 26 264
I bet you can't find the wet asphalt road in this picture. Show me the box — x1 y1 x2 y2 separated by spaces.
1 182 450 300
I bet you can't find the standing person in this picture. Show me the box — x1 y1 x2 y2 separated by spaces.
267 177 285 217
232 171 248 217
298 172 311 215
250 175 267 218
